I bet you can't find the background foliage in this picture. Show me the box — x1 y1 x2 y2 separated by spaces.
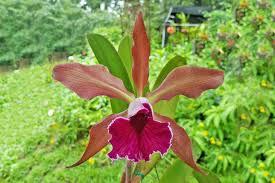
0 0 117 66
0 0 274 182
154 1 274 182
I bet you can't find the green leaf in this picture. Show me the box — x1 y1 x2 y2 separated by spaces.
194 170 221 183
160 160 198 183
153 56 187 118
118 35 133 84
143 84 150 96
152 55 187 90
110 99 128 114
214 115 220 128
160 160 220 183
192 139 203 160
153 96 179 118
87 33 133 113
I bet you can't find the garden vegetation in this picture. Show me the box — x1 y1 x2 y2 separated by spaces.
0 0 274 182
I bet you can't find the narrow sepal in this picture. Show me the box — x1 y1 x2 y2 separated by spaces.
132 12 150 96
155 114 204 174
67 111 126 168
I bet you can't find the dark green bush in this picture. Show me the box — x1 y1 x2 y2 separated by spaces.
159 1 274 182
50 91 111 144
0 0 117 66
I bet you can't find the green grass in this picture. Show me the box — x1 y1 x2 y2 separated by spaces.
0 65 125 182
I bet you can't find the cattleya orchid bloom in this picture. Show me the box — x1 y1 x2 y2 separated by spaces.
53 13 224 174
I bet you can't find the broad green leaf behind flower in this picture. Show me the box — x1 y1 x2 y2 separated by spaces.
118 35 133 86
160 160 220 183
160 160 198 183
153 55 187 118
87 33 134 113
152 55 187 91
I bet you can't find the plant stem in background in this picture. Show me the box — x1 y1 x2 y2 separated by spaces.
125 160 133 183
131 154 161 183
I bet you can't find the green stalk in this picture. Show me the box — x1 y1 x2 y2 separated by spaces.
125 160 133 183
131 154 161 183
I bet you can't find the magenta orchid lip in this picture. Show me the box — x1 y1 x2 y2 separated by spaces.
107 98 173 162
53 12 224 176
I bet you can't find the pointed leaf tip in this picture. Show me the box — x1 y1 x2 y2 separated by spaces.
132 12 150 96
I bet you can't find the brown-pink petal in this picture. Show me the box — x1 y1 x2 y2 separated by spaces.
53 63 135 102
147 66 224 104
68 111 127 167
132 12 150 96
155 114 204 174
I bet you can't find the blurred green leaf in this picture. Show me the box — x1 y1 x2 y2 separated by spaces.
118 35 133 85
87 33 133 113
153 96 179 118
153 55 186 118
194 170 220 183
160 160 220 183
160 160 198 183
152 55 187 90
192 140 203 160
109 98 128 114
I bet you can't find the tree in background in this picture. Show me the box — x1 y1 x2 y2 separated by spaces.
0 0 233 67
0 0 116 67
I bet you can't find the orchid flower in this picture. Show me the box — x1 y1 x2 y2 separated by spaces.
53 13 224 176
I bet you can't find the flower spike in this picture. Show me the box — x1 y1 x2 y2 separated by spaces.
132 12 150 96
53 63 135 103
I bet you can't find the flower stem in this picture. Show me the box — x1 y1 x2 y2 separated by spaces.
125 160 133 183
131 154 161 183
154 166 160 182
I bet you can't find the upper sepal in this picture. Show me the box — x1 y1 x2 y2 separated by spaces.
147 66 224 104
132 12 150 96
53 63 135 102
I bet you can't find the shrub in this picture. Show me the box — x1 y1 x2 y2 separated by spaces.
159 1 274 182
0 0 117 66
